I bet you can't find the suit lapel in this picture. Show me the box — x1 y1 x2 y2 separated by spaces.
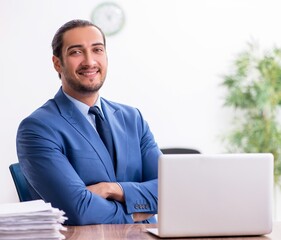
101 99 128 181
54 89 116 181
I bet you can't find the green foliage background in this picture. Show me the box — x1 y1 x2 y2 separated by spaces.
222 43 281 185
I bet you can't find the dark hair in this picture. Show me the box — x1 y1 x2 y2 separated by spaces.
51 19 106 61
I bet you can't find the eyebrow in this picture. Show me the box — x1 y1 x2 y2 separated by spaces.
66 42 105 51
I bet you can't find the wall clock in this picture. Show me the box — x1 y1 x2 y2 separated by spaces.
91 2 125 36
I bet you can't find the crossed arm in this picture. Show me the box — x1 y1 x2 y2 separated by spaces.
87 183 154 222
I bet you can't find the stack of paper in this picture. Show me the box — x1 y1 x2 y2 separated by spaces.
0 200 67 240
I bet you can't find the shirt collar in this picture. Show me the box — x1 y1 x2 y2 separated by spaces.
62 90 103 116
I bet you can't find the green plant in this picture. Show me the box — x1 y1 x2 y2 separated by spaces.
221 42 281 185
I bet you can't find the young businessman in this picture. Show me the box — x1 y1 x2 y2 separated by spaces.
16 19 161 225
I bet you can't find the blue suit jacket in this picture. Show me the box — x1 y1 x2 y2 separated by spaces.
16 88 161 225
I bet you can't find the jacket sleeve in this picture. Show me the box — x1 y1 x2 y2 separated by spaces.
119 109 161 215
16 117 134 225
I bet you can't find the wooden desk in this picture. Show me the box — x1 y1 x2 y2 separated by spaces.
63 222 281 240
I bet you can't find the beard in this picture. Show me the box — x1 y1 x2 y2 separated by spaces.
66 77 104 94
62 69 106 94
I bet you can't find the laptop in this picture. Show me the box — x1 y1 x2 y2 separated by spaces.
147 153 273 238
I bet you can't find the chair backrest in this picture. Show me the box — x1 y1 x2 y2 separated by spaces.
161 148 200 154
9 163 33 202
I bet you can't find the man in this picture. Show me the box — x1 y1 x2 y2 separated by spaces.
16 19 161 225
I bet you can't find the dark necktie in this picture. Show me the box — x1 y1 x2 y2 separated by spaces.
89 106 116 168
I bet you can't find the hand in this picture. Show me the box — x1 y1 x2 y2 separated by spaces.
87 182 124 202
132 213 154 222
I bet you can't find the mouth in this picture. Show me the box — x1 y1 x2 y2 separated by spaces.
77 67 100 78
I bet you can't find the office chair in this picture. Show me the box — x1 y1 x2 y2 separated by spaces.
161 148 200 154
9 163 33 202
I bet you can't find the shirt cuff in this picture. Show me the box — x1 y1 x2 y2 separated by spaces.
116 182 124 193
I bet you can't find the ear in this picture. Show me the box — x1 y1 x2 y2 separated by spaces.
52 55 62 73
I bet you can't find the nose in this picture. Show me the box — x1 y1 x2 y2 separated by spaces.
82 51 97 67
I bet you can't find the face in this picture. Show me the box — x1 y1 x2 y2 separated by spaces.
53 26 107 100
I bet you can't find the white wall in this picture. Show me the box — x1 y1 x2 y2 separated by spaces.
1 0 281 217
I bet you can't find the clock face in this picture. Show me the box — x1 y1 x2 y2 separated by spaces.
91 2 125 36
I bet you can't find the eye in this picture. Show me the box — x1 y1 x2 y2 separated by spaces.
93 47 105 54
69 50 82 56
